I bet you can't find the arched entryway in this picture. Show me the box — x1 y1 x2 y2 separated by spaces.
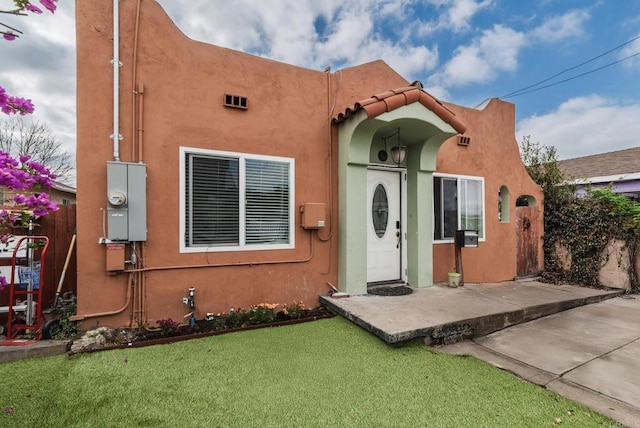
335 102 462 295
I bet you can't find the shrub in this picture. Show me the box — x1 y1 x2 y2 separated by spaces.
282 301 305 319
156 318 180 337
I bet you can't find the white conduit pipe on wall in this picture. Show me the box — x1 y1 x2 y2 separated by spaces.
112 0 121 161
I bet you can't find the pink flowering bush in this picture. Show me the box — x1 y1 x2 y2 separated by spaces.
0 151 57 290
156 318 180 337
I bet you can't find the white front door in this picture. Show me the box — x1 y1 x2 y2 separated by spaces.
367 169 402 283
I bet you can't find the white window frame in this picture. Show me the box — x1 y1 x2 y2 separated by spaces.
179 147 295 253
433 172 486 244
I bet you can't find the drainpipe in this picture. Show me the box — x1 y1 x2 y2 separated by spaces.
111 0 121 161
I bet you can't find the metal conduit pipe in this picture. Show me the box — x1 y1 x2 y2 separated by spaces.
112 0 121 161
124 230 315 274
70 273 134 323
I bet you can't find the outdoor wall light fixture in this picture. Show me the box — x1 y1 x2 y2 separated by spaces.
390 145 407 165
381 129 407 166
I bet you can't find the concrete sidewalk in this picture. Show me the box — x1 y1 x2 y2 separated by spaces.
439 296 640 427
0 339 69 364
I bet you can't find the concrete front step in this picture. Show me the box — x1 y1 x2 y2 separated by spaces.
319 281 623 345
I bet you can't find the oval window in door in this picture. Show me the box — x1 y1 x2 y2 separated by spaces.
372 183 389 238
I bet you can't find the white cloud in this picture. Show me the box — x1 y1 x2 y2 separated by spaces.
531 9 590 43
159 0 439 80
411 0 493 37
445 0 493 32
351 40 439 78
418 0 493 35
427 24 525 88
516 95 640 159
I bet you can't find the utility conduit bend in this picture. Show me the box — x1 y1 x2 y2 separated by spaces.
124 230 315 274
69 273 134 322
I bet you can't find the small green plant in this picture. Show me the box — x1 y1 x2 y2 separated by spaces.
156 318 180 337
224 308 251 329
283 301 306 319
52 301 78 339
248 303 277 325
204 313 227 331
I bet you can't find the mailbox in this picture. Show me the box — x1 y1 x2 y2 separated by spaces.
455 230 478 248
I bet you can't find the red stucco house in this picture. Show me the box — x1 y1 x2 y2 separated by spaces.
73 0 543 329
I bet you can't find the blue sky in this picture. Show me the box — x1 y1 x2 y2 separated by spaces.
2 0 640 166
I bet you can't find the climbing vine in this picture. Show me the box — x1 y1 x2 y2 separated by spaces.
521 137 640 291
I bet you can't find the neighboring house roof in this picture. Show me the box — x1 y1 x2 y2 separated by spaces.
558 147 640 183
52 181 77 195
332 82 467 134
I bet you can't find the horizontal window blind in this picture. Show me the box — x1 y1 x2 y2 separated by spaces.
245 159 290 244
187 155 239 246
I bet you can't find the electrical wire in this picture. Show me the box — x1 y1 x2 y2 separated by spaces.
502 51 640 99
499 34 640 99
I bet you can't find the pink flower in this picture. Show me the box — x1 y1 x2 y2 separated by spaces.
0 93 35 115
2 33 17 41
26 4 43 13
39 0 57 13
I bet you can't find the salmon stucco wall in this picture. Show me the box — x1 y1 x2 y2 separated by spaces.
76 0 543 329
75 0 344 328
432 99 544 282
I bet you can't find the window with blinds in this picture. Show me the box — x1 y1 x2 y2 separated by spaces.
183 150 294 250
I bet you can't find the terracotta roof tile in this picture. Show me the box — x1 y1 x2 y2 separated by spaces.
558 147 640 180
333 83 467 134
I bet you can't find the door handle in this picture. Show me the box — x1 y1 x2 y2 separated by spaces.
396 230 401 248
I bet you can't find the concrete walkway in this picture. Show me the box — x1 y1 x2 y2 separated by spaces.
439 296 640 427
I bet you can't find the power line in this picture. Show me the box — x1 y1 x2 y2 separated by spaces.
499 33 640 99
501 51 640 99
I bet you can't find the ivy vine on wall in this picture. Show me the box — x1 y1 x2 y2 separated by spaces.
521 136 639 291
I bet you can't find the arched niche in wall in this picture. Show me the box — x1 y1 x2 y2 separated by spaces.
516 194 538 207
499 185 510 222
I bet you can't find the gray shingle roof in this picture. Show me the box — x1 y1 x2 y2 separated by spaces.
557 147 640 180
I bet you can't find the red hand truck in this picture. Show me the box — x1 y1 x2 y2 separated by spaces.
5 236 49 341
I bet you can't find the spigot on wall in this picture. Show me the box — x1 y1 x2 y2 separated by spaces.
182 287 195 310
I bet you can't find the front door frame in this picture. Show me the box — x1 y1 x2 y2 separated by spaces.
366 167 407 284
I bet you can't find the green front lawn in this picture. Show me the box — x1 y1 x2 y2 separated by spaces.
0 317 617 427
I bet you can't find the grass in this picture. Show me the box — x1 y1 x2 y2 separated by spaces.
0 317 619 427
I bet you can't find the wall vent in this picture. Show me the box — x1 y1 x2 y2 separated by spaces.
224 94 248 110
458 135 471 146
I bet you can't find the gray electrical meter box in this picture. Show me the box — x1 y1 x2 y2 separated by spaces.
455 230 478 248
107 161 147 241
